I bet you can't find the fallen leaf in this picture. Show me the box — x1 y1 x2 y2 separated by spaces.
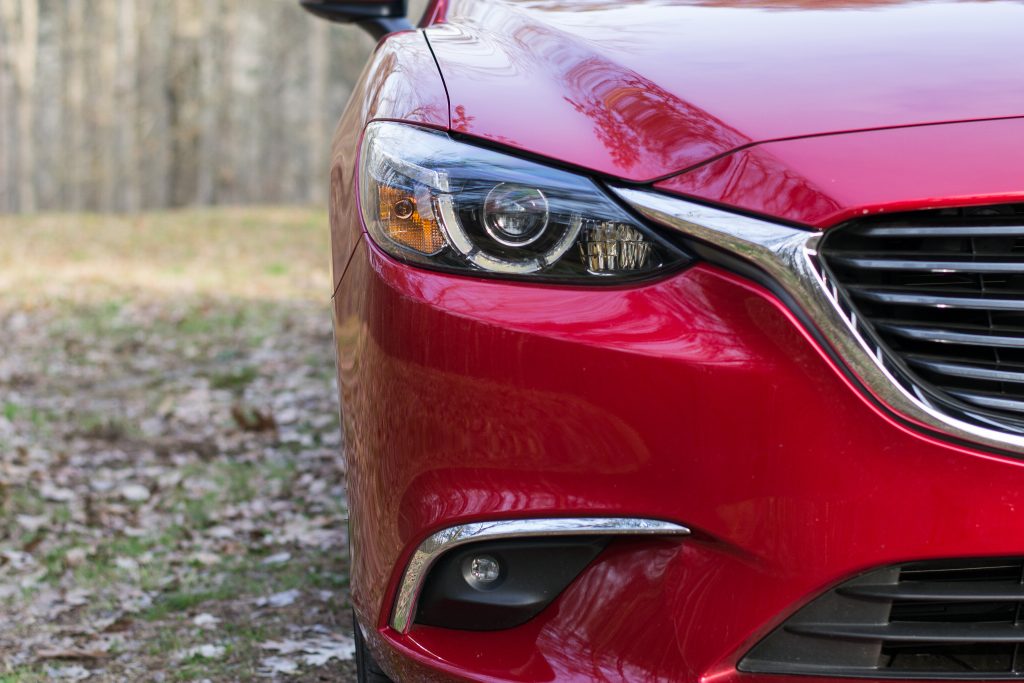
17 514 49 532
206 525 235 539
190 551 221 566
114 557 139 572
37 647 109 661
256 589 300 608
40 483 76 503
261 634 355 665
260 551 291 566
64 548 89 568
179 644 226 660
231 404 276 432
258 656 299 675
99 615 134 633
44 664 91 680
192 613 220 629
120 483 151 502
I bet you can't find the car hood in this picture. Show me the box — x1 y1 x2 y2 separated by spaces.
424 0 1024 182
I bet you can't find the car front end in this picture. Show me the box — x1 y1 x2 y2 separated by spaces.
305 0 1024 679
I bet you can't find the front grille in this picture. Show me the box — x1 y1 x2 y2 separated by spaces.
818 204 1024 437
742 558 1024 677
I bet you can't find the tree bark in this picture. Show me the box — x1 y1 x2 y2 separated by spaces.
307 17 330 204
0 12 11 213
1 0 39 212
1 0 378 213
168 0 202 206
117 0 140 212
65 0 86 211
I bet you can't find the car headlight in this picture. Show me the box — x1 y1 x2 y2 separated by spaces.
358 122 691 282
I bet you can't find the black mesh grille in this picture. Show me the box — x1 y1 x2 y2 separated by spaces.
742 559 1024 677
818 204 1024 435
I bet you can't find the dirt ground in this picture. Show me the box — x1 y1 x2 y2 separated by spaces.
0 209 357 681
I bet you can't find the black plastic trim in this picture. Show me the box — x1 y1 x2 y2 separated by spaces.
414 537 607 631
299 1 412 39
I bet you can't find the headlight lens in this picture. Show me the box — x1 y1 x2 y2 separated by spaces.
358 122 690 281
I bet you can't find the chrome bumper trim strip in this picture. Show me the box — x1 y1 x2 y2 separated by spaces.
389 517 689 633
612 186 1024 456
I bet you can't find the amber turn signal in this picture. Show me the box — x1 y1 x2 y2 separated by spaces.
376 185 445 255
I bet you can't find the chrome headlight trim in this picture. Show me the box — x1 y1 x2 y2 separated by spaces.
612 186 1024 457
389 517 689 633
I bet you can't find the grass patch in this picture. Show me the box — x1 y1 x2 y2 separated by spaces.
182 495 219 530
74 412 138 441
2 402 56 432
144 588 237 621
0 207 330 304
209 366 259 392
0 667 46 683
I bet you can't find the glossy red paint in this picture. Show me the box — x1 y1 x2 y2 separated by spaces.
657 117 1024 228
334 240 1024 682
425 0 1024 181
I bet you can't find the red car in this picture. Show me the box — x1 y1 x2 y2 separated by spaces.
302 0 1024 680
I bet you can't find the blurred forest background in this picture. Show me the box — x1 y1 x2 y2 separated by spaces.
0 2 427 679
0 0 393 214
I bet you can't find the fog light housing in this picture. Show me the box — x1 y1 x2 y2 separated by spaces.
415 538 608 630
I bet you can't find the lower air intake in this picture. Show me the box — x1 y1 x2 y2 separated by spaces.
742 558 1024 677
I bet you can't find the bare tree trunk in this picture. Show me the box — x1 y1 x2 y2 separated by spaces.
0 14 11 213
96 0 118 211
216 0 239 203
1 0 39 212
196 0 219 205
117 0 140 212
1 0 376 214
65 0 86 211
16 0 37 212
307 17 329 204
168 0 202 206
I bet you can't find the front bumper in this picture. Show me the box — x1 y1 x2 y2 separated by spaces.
333 237 1024 682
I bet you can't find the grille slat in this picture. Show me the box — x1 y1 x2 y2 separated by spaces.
830 255 1024 274
743 558 1024 677
852 289 1024 312
949 390 1024 415
857 226 1024 238
841 582 1024 602
787 622 1024 644
905 357 1024 384
875 322 1024 348
819 204 1024 437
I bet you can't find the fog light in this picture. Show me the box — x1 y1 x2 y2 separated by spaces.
483 184 550 246
463 555 501 589
416 538 608 630
579 222 651 273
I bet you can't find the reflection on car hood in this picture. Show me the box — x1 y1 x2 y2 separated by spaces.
425 0 1024 181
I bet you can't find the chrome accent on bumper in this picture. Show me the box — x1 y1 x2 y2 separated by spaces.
613 186 1024 456
389 517 689 633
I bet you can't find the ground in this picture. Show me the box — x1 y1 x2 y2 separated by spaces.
0 209 357 681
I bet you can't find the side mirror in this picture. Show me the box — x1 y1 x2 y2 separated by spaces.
300 1 411 39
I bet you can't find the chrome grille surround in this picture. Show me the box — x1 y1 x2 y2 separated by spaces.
611 187 1024 457
818 214 1024 430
